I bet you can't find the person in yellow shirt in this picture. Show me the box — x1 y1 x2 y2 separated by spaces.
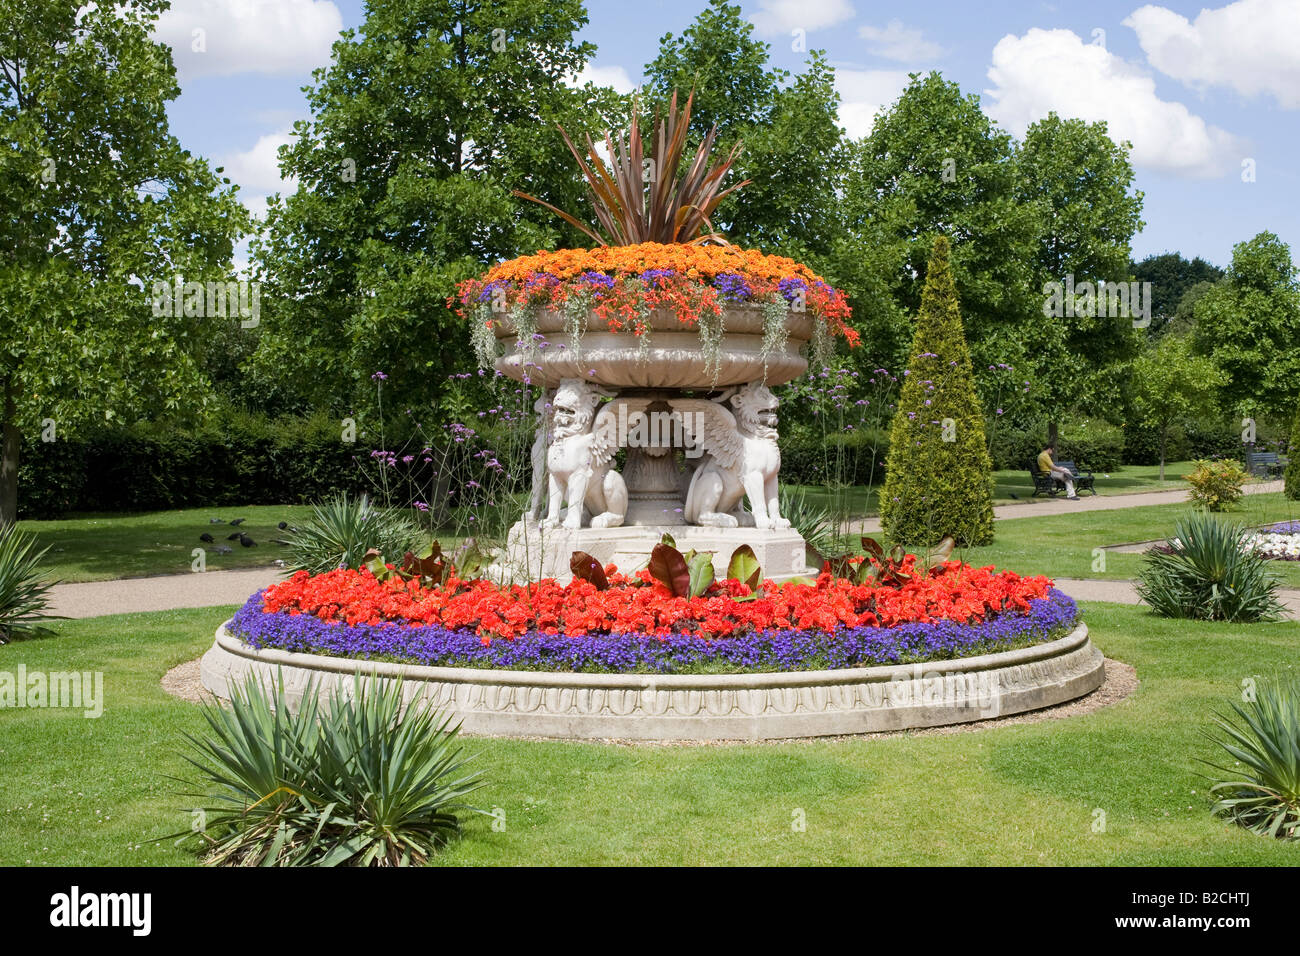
1037 443 1079 499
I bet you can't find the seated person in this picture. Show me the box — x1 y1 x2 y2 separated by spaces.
1037 443 1079 500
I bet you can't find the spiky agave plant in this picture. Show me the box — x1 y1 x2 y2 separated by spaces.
514 90 749 246
0 523 60 642
1204 676 1300 841
173 672 484 866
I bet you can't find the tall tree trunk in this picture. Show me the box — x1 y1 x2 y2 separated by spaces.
1047 421 1059 447
1 377 18 525
1159 425 1167 483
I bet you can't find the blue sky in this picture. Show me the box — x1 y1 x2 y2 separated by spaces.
157 0 1300 270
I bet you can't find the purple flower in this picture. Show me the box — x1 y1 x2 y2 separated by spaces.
714 273 752 301
228 591 1079 675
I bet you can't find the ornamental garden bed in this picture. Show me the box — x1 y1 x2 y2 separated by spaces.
225 561 1077 674
200 547 1105 740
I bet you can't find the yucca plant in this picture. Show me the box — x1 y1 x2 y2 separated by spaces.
1136 512 1284 622
0 523 60 642
1204 676 1300 841
286 492 425 574
173 671 484 866
779 485 845 560
514 90 749 246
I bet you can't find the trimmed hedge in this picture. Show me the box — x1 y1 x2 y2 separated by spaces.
779 427 890 487
19 416 370 519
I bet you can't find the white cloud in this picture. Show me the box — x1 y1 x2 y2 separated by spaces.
221 130 298 218
834 69 911 139
858 19 942 62
984 28 1243 178
155 0 342 78
749 0 855 37
569 63 637 95
1125 0 1300 109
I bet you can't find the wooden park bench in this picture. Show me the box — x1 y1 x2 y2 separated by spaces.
1029 464 1063 497
1028 461 1096 497
1055 461 1097 495
1244 450 1286 479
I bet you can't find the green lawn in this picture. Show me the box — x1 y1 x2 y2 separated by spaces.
1 602 1298 865
20 505 320 582
945 492 1300 588
791 460 1200 517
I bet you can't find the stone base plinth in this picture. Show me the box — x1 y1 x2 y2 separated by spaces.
502 518 814 583
199 623 1105 741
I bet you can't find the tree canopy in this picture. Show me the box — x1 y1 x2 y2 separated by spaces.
0 0 247 521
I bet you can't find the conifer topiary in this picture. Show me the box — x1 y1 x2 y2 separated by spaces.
880 236 994 546
1285 401 1300 501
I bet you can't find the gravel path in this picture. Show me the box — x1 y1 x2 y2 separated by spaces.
48 568 283 619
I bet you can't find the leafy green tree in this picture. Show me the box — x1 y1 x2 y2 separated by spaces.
249 0 617 418
1016 113 1145 414
1192 231 1300 419
881 237 993 547
0 0 247 522
1132 251 1225 332
1131 334 1225 480
841 73 1046 398
644 0 778 142
644 2 845 263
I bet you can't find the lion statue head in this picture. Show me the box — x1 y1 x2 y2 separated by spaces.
729 382 779 440
552 378 612 438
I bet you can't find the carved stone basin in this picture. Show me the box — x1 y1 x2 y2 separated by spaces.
493 305 813 389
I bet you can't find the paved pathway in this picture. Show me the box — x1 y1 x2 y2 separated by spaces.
48 568 284 619
851 480 1283 533
46 479 1292 619
1053 577 1300 620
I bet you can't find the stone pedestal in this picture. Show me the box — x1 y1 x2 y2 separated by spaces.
504 518 815 584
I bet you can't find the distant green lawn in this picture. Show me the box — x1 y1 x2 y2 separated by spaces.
20 505 320 582
946 492 1300 588
790 460 1199 517
1 602 1298 865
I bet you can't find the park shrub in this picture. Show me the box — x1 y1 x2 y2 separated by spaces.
778 426 889 487
880 237 993 546
173 673 482 866
1207 676 1300 841
286 493 426 575
1185 458 1250 511
1186 417 1248 462
1122 421 1190 466
0 524 58 643
1136 513 1282 622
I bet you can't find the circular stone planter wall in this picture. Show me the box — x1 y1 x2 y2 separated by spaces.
200 622 1104 741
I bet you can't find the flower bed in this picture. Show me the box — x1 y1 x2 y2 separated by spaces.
1246 529 1300 561
226 562 1078 674
453 241 857 347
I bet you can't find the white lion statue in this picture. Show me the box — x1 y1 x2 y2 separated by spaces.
675 382 790 530
541 378 628 529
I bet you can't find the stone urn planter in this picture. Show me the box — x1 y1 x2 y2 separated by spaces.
493 305 814 389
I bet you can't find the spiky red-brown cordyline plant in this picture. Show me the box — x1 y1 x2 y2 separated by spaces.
514 90 749 247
